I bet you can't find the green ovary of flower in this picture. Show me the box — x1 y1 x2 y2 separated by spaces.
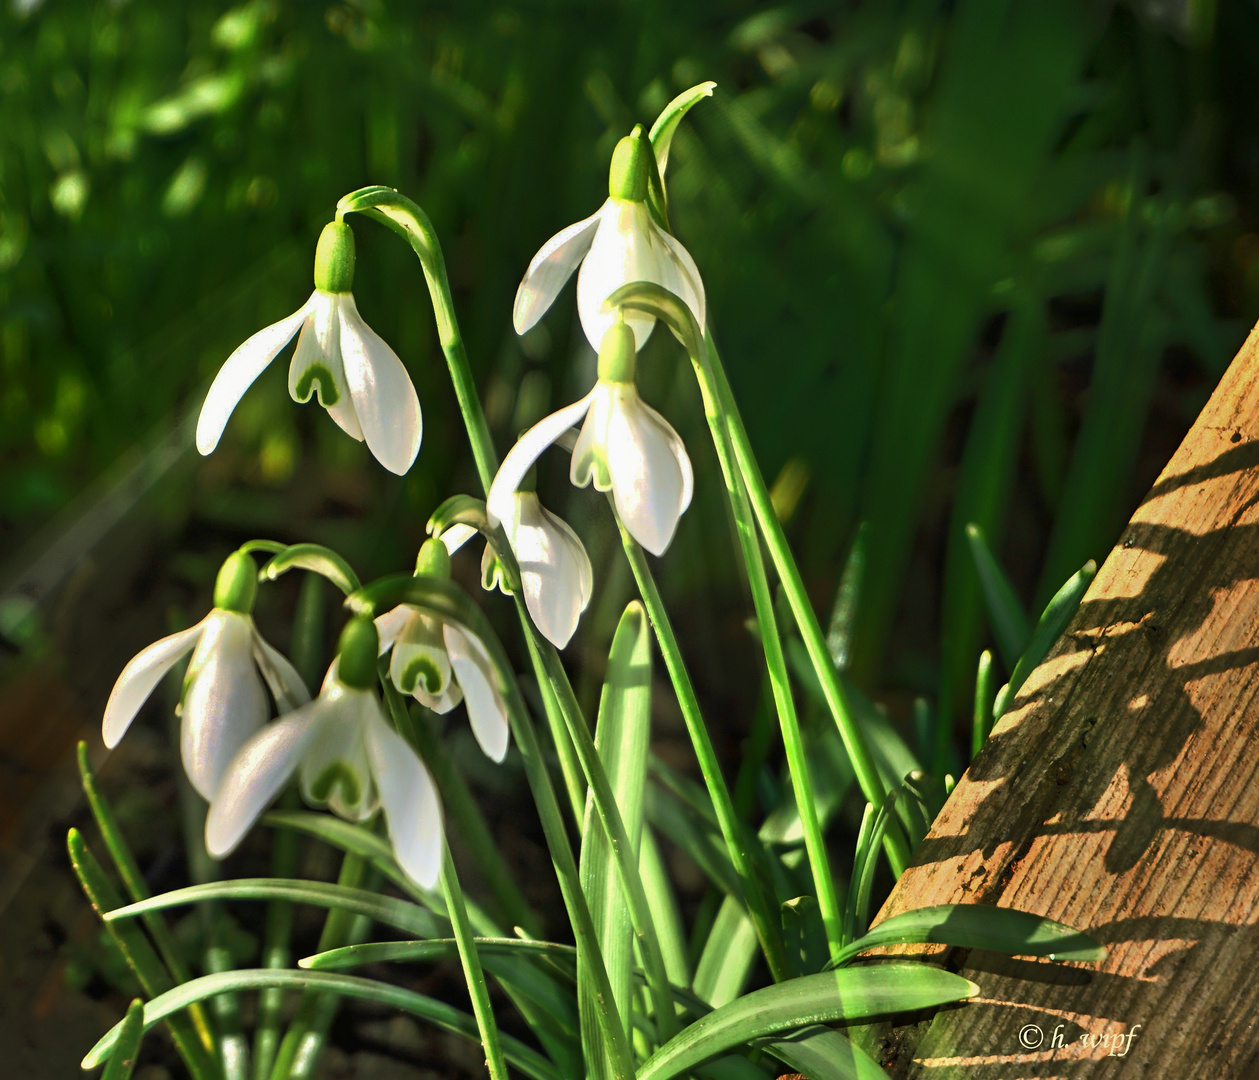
293 362 340 406
309 759 362 807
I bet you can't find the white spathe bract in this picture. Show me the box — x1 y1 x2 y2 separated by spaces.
487 491 593 649
196 289 422 476
374 606 511 763
513 198 705 352
204 665 442 889
102 609 309 801
488 381 693 557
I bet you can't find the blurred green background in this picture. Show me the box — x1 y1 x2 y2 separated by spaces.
3 0 1258 767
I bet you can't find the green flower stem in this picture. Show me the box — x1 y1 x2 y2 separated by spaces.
205 946 249 1080
702 335 909 878
680 354 845 960
67 829 221 1080
516 595 679 1044
524 625 588 831
267 852 370 1080
439 847 511 1080
613 530 789 983
337 189 498 493
498 664 637 1080
76 743 218 1054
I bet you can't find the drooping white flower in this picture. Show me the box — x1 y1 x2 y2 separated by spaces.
483 490 592 649
205 617 442 889
102 552 309 801
195 222 422 476
489 322 692 558
513 127 705 352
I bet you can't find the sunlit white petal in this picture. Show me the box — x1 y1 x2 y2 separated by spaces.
576 200 660 350
181 610 270 800
374 606 412 655
297 685 376 821
388 611 461 712
571 381 616 491
251 629 312 713
197 298 314 455
364 708 443 889
444 625 510 763
508 492 593 649
513 208 602 335
655 228 707 334
439 523 477 555
339 294 423 475
487 392 595 523
205 710 324 857
605 386 693 556
102 619 206 749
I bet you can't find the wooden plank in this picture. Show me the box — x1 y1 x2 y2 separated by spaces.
867 323 1259 1078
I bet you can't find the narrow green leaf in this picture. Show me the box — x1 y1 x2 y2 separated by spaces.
260 544 361 596
638 965 978 1080
580 602 654 1075
830 904 1107 968
66 830 218 1080
640 826 691 987
81 970 561 1080
759 1025 888 1080
693 898 759 1008
102 999 147 1080
426 493 489 538
826 523 867 673
103 878 447 939
301 937 577 971
843 791 897 948
964 523 1032 670
971 649 996 757
993 558 1096 719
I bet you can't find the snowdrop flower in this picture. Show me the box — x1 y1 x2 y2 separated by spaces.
373 541 512 762
206 616 443 889
482 487 592 649
196 221 422 476
489 321 692 557
513 125 705 352
102 551 310 801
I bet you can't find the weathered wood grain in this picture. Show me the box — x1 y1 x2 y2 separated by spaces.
868 323 1259 1078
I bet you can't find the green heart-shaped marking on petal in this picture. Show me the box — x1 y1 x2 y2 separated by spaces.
310 760 362 807
294 363 341 407
401 654 445 697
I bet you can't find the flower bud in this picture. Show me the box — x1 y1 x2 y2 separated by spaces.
608 125 650 203
597 321 637 382
414 537 452 579
336 615 379 690
213 551 258 614
314 221 356 293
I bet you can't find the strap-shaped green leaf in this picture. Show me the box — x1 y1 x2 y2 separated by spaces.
993 558 1096 719
648 81 717 178
965 522 1032 670
829 903 1107 969
81 969 560 1080
103 878 447 939
638 964 978 1080
579 602 653 1076
101 999 146 1080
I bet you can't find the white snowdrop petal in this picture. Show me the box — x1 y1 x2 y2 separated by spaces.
655 226 707 334
339 294 422 475
511 494 592 649
197 298 313 455
444 625 510 763
606 387 692 555
102 620 206 749
297 686 377 821
205 710 323 858
576 201 658 351
252 628 312 712
439 523 477 555
487 392 595 524
513 207 602 335
364 706 443 889
182 611 270 800
374 605 414 654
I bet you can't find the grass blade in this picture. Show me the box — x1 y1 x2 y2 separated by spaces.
102 999 147 1080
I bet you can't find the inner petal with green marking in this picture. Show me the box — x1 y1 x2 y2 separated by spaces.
293 362 342 407
309 759 362 807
